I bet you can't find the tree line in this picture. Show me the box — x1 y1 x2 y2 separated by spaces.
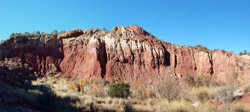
239 50 250 56
9 30 66 38
8 27 107 39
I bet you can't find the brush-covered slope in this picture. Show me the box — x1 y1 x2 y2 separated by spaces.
0 25 249 84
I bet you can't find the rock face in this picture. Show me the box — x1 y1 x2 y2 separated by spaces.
0 34 63 75
1 25 249 84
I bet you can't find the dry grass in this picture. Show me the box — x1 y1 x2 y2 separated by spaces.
156 99 195 112
26 75 250 112
196 102 217 112
183 86 218 102
218 103 250 112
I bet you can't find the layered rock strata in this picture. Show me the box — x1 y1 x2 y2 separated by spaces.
1 25 249 84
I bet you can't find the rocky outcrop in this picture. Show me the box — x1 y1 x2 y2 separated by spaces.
0 34 63 75
1 25 249 84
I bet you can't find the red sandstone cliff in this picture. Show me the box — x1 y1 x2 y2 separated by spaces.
1 25 249 84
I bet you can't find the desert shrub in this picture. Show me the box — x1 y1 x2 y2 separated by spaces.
91 82 105 97
62 75 72 81
69 81 80 92
147 35 155 39
69 76 108 97
170 44 177 49
185 73 219 87
243 85 250 93
108 82 130 98
221 49 226 54
80 76 107 97
185 73 195 87
153 74 185 100
197 90 211 102
130 78 148 100
196 74 217 87
214 85 237 103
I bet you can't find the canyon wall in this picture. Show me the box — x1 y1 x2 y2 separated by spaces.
1 25 249 84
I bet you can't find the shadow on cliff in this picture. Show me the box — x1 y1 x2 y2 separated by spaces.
165 51 171 66
162 45 171 66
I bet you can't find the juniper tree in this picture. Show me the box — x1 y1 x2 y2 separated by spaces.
244 50 247 55
51 30 58 34
9 33 15 38
36 31 40 34
239 52 243 56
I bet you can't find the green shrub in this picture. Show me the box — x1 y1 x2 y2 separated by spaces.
244 50 247 55
15 32 21 36
24 32 30 35
239 52 243 56
9 33 15 38
51 30 58 34
59 30 66 34
36 31 40 34
108 82 130 98
221 49 226 54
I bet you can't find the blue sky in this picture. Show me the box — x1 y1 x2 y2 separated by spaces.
0 0 249 54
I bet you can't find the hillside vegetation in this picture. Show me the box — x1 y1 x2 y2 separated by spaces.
1 26 250 111
1 62 250 112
